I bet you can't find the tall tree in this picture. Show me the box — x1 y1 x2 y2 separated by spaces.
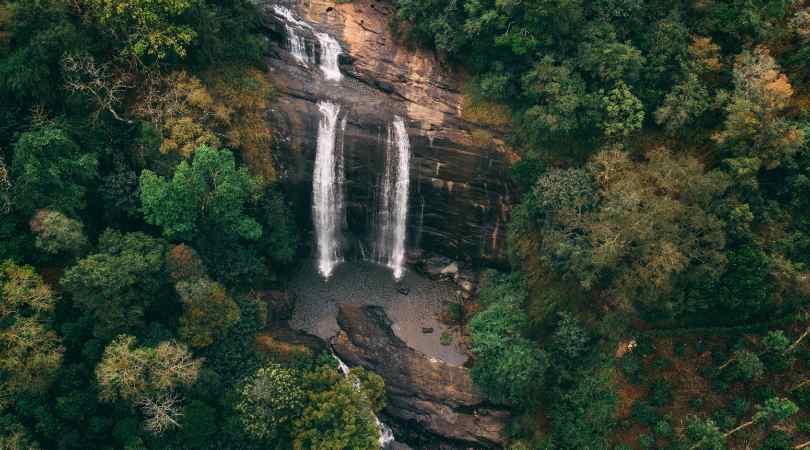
85 0 198 61
61 230 167 338
10 126 97 217
176 277 239 348
714 47 805 169
29 209 88 256
139 145 262 242
96 335 201 434
0 262 63 402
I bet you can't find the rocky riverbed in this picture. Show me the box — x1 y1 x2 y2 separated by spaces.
289 260 468 366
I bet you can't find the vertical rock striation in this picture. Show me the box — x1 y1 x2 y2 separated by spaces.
260 0 515 265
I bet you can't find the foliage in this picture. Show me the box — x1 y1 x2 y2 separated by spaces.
10 126 97 217
165 244 206 282
469 273 548 407
549 370 618 450
96 335 202 433
139 145 262 242
0 262 63 401
292 364 380 450
61 230 167 338
85 0 198 60
236 364 305 442
713 47 805 169
599 81 644 139
258 186 298 266
176 277 240 348
29 209 88 256
134 68 275 181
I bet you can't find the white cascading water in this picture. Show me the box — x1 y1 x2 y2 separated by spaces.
375 116 411 280
271 5 312 64
333 354 396 448
314 32 343 81
313 101 344 278
271 5 342 80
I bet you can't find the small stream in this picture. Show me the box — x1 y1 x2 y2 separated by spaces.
332 353 395 448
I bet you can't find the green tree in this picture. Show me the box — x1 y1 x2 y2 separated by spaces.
292 365 380 450
29 209 88 256
719 349 765 382
176 277 240 348
259 186 298 266
96 335 202 434
520 58 587 137
0 422 41 450
655 72 711 134
85 0 198 60
350 367 386 414
0 262 63 401
599 81 644 139
139 145 262 242
10 126 97 216
236 364 306 442
686 397 798 449
716 247 771 317
714 47 805 169
543 148 729 317
550 370 618 449
685 416 725 450
61 230 167 338
469 275 548 407
550 312 590 367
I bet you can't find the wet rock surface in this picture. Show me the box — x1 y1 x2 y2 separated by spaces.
256 0 515 263
332 304 510 448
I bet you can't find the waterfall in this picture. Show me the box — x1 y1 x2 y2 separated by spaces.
271 5 342 81
375 116 411 280
315 32 343 81
271 5 313 64
332 354 396 448
313 101 344 278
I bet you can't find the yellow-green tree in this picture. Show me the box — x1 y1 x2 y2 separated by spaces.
96 335 202 434
85 0 198 61
0 262 64 404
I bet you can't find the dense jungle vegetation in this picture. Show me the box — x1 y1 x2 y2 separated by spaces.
2 0 810 449
391 0 810 448
0 0 387 448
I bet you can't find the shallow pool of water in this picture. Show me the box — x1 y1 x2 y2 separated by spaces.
289 260 468 366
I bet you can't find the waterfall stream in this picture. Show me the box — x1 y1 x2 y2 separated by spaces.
272 5 342 81
315 32 343 81
332 353 396 448
375 116 411 280
271 5 312 64
313 101 344 278
275 6 412 281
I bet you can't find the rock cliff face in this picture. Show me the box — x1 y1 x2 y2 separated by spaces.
332 305 510 448
256 0 514 263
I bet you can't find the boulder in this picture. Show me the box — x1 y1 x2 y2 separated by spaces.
440 262 459 276
255 325 328 362
422 255 453 280
332 305 509 448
